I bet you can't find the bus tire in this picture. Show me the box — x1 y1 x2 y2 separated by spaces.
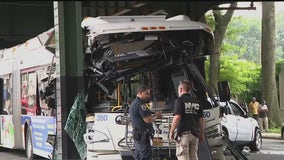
25 127 33 160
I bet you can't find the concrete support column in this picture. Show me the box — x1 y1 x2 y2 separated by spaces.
53 1 84 159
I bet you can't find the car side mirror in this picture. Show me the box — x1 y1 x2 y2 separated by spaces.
218 81 231 102
240 102 249 113
243 112 248 118
219 101 229 117
220 106 227 117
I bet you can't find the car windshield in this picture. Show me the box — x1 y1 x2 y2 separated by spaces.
229 102 244 117
218 100 245 117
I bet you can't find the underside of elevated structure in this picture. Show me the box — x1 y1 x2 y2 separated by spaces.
0 1 259 159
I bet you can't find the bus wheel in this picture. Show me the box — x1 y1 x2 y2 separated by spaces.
25 127 33 160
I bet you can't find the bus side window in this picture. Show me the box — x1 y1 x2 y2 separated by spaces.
21 73 28 114
37 68 52 116
0 78 5 114
2 76 12 115
21 72 37 116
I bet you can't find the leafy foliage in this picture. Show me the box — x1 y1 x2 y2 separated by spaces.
205 55 261 101
276 59 284 76
223 13 284 62
223 17 261 63
276 59 284 100
276 13 284 59
205 8 284 102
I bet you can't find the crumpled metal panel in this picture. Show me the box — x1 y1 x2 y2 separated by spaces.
64 91 87 160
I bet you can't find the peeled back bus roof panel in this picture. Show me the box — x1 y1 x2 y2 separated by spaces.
81 15 212 36
81 15 166 27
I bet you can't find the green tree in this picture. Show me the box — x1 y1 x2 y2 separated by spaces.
205 55 261 102
276 59 284 102
276 13 284 59
224 17 261 64
208 2 237 96
261 2 280 126
221 9 284 62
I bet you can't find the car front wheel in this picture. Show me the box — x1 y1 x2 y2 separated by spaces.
249 129 262 151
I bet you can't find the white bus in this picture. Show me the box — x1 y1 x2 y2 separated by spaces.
0 28 56 160
81 15 223 160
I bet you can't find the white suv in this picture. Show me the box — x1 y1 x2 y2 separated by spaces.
219 99 262 151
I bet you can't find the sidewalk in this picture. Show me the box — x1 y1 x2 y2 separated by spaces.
261 132 282 139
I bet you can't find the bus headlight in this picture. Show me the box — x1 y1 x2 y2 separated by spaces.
205 123 222 138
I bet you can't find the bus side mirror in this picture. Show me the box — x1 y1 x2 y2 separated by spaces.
218 81 231 102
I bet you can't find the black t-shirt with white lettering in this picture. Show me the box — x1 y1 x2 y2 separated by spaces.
173 93 203 138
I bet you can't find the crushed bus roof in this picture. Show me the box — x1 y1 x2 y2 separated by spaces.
81 15 213 36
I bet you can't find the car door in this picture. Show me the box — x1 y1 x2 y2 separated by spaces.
221 102 238 141
229 101 253 141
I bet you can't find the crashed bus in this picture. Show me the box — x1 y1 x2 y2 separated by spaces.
80 15 226 160
0 28 56 159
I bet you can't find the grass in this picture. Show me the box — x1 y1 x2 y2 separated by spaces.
267 127 281 133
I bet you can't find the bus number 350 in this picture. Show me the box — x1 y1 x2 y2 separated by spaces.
203 111 210 118
96 115 108 121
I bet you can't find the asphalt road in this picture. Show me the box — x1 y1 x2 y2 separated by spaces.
1 137 284 160
246 138 284 160
0 148 46 160
225 137 284 160
0 148 27 160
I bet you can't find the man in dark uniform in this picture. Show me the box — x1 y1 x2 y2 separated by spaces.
169 80 204 160
129 85 162 160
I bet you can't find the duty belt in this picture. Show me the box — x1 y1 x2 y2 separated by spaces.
134 128 154 135
180 130 191 135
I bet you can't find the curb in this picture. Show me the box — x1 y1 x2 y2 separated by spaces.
262 136 282 140
262 133 282 140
